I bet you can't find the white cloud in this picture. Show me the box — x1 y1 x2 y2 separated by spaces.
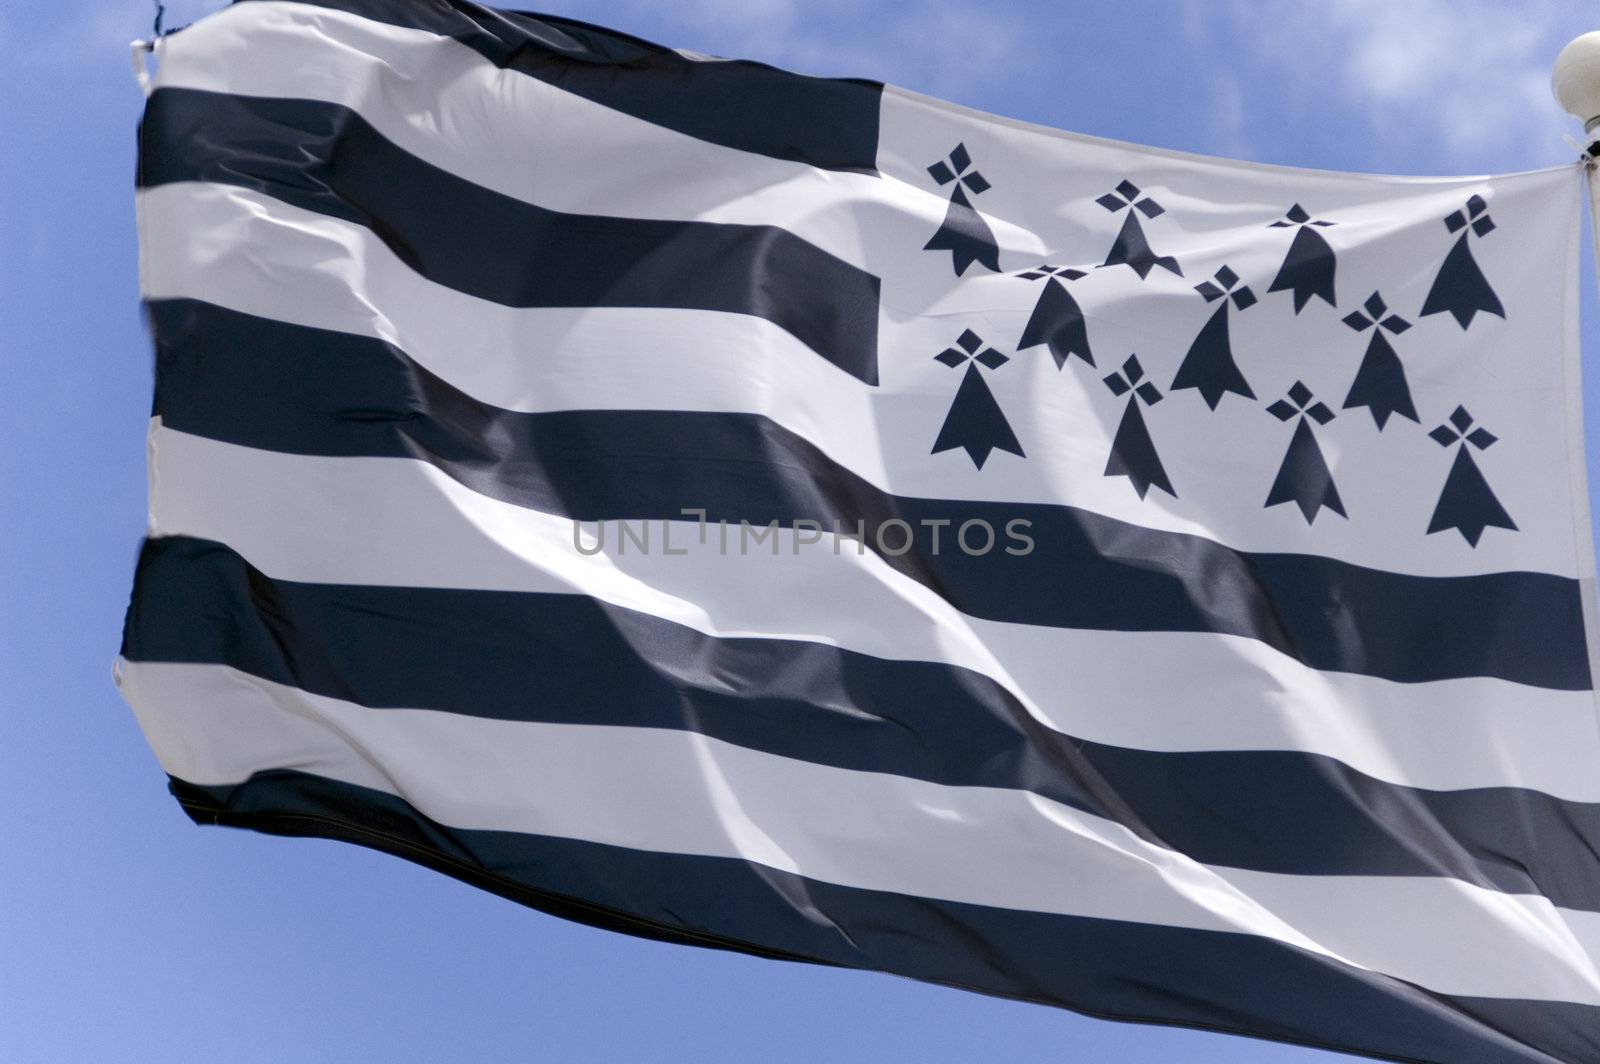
1198 0 1588 169
611 0 1037 101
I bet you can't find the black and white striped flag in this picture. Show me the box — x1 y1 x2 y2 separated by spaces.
121 3 1600 1061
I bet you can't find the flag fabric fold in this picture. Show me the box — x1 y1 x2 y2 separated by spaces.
123 4 1600 1061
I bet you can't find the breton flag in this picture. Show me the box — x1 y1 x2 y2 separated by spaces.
119 3 1600 1061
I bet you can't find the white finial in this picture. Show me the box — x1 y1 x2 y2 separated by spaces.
1553 32 1600 131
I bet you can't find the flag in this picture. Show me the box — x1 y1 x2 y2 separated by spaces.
120 3 1600 1061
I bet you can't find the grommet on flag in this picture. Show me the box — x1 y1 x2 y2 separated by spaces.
128 39 155 96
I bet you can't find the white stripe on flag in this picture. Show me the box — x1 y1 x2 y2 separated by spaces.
147 0 972 269
145 424 1600 801
119 657 1600 1007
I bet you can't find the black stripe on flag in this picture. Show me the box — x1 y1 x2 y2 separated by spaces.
170 768 1600 1064
147 298 1594 691
124 535 1600 913
138 88 882 385
231 0 884 172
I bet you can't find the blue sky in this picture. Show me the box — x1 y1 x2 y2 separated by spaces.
5 1 1600 1061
